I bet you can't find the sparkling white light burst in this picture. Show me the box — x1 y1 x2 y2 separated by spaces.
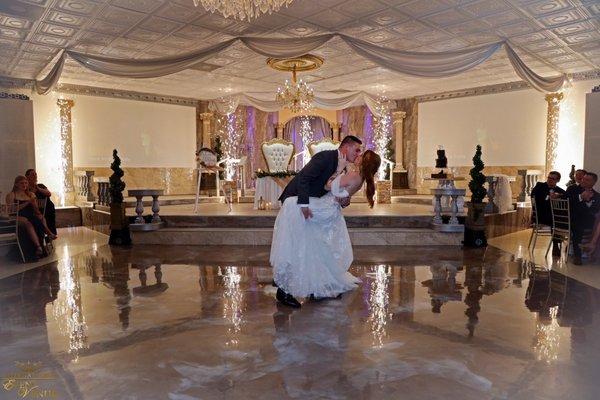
372 96 392 180
216 106 245 181
299 115 314 166
367 265 392 347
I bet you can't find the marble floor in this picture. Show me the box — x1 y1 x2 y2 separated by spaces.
1 228 599 399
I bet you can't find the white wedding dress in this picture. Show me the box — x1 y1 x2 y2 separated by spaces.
270 175 359 298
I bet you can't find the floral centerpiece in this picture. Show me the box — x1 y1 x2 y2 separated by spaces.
254 169 297 179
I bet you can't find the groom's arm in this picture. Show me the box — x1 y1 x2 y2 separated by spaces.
297 152 331 206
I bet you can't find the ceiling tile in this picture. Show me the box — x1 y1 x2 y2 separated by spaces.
110 0 164 14
332 0 387 18
399 0 451 18
362 8 409 26
98 5 146 26
524 0 572 17
56 0 99 16
0 14 32 29
303 9 355 29
45 10 88 26
539 8 585 28
38 22 76 37
460 0 511 18
139 16 184 33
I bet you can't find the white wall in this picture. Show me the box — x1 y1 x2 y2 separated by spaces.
70 95 196 168
418 89 547 168
418 80 600 180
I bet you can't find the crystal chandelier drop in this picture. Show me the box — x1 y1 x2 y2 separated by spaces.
276 67 314 113
193 0 294 20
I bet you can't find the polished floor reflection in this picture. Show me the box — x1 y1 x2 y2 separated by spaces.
1 240 599 399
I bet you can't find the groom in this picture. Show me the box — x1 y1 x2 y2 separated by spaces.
276 134 363 307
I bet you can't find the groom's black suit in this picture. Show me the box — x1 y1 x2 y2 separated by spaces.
279 149 339 206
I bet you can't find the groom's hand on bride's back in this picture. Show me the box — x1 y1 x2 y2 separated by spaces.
338 197 350 208
301 207 313 219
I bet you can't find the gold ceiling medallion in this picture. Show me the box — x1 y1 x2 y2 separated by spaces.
266 54 324 73
269 54 324 113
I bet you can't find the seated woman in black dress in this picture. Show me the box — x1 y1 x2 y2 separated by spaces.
25 168 56 235
5 175 56 258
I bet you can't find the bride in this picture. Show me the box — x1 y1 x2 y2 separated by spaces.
270 150 381 307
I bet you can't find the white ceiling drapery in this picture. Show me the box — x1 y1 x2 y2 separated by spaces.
208 90 393 117
34 33 567 97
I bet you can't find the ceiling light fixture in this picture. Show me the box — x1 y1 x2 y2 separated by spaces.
193 0 295 20
267 54 323 113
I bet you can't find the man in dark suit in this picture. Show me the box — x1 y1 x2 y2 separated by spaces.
531 171 566 256
276 135 363 307
568 172 600 265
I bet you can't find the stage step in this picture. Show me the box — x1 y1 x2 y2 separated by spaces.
160 214 432 229
132 227 462 246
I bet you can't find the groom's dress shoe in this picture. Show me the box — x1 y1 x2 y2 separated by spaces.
276 288 301 308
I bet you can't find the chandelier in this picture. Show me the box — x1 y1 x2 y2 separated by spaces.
192 0 295 20
268 55 323 113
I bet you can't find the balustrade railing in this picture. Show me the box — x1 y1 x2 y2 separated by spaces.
75 170 95 202
94 177 110 206
517 169 542 202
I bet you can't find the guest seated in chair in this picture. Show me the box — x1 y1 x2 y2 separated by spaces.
568 172 600 265
531 171 565 256
5 176 55 259
565 169 586 197
25 168 57 235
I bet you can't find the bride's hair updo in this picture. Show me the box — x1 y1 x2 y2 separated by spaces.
360 150 381 208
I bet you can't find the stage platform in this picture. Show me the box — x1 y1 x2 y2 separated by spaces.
129 203 464 246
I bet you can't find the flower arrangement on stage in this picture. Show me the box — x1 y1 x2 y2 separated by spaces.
254 169 297 179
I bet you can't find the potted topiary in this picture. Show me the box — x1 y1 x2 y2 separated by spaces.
464 145 487 247
108 149 131 245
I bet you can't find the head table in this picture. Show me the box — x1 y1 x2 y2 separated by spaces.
253 176 293 210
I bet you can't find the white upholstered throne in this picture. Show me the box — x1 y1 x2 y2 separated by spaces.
261 139 295 173
308 138 340 157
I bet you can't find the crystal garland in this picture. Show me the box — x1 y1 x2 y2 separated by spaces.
372 96 392 180
276 78 314 113
193 0 294 20
299 115 313 166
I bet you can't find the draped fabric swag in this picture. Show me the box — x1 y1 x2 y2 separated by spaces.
35 33 567 98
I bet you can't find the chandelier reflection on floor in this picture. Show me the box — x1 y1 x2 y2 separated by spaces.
193 0 294 20
268 54 323 113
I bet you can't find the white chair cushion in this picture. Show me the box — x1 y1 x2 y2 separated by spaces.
309 139 339 156
198 149 218 167
262 141 294 173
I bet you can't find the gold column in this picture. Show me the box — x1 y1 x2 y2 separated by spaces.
332 122 342 141
545 92 563 175
276 122 285 139
199 112 213 148
392 111 407 171
57 99 75 206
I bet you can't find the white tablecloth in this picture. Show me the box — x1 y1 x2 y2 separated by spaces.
254 176 291 210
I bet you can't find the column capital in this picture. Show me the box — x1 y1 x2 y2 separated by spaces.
276 122 285 129
392 110 406 124
57 98 74 108
545 92 564 103
199 112 213 121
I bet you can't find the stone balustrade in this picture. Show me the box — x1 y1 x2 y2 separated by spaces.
431 186 466 233
94 177 110 206
128 189 164 231
75 170 95 203
517 169 542 202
